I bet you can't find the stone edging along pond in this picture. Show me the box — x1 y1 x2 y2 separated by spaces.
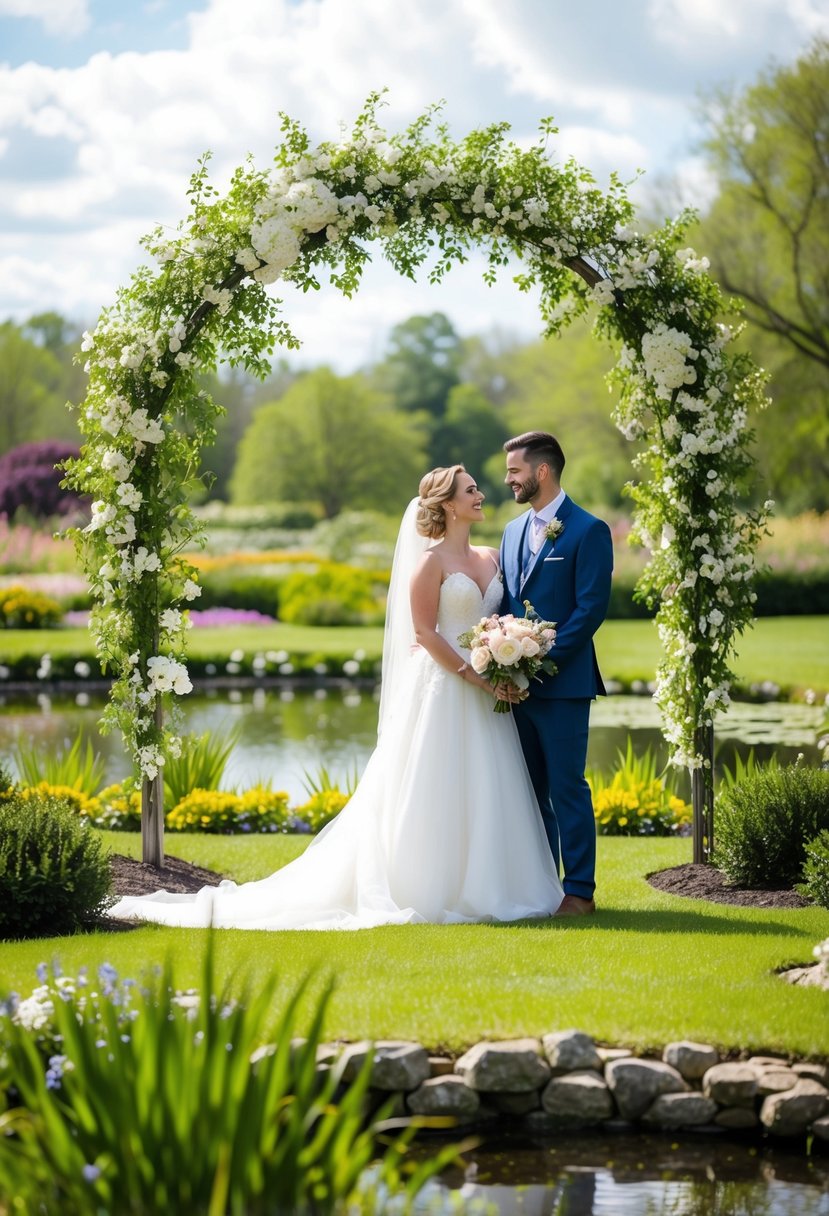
310 1032 829 1148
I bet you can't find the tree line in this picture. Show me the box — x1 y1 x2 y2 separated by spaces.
1 37 827 519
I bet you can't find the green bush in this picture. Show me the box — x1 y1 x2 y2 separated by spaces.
0 791 113 938
197 570 281 617
0 584 62 629
603 569 829 619
279 562 389 626
796 829 829 908
714 764 829 888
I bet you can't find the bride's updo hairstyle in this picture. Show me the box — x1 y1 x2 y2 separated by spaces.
416 465 465 539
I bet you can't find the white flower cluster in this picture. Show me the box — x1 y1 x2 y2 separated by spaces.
146 655 192 696
250 174 340 284
640 324 699 399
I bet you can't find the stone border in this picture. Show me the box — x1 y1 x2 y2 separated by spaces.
319 1032 829 1145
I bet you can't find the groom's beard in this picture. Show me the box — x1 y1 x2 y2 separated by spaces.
512 474 540 504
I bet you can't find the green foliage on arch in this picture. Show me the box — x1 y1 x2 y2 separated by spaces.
62 93 768 789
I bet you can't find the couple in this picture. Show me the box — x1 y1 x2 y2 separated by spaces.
109 431 613 930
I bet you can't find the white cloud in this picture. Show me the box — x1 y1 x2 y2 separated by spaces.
0 0 89 38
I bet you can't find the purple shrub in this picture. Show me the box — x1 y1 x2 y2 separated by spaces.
0 441 88 521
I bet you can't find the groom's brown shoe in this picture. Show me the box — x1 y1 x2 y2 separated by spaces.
553 895 596 917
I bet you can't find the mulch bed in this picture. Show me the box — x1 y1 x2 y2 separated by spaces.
110 856 811 910
647 863 810 909
110 853 225 897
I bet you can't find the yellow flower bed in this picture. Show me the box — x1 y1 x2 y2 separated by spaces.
589 775 691 836
291 789 350 833
0 585 62 628
4 781 102 819
187 551 320 573
166 786 292 834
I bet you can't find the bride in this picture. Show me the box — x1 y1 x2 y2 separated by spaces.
109 466 563 929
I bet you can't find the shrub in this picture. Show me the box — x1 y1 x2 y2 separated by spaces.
714 764 829 888
587 738 691 836
796 830 829 909
279 562 388 626
197 569 281 617
0 584 62 629
0 790 113 938
0 759 12 795
0 440 87 521
165 786 293 833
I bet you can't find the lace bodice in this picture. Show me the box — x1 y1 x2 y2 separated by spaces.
438 571 503 656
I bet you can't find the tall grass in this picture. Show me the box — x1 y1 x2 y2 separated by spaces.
163 728 241 809
13 733 105 796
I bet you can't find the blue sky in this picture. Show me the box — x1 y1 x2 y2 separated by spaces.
0 0 826 369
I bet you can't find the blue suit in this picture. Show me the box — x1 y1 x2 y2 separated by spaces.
500 496 613 898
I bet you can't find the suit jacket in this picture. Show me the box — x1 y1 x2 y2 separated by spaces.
500 495 613 700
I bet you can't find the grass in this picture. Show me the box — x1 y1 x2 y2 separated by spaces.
2 616 828 694
1 834 826 1060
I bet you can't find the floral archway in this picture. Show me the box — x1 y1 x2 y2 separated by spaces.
64 96 769 866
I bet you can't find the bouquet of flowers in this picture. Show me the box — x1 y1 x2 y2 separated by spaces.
457 600 557 713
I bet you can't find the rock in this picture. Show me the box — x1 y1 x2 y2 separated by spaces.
455 1039 551 1092
406 1076 481 1119
756 1067 799 1096
715 1107 759 1130
642 1093 718 1128
428 1056 455 1077
597 1047 632 1063
662 1040 719 1081
781 964 829 989
542 1030 602 1074
811 1115 829 1142
604 1058 687 1121
540 1070 614 1125
485 1090 542 1116
339 1040 430 1091
702 1062 758 1107
760 1080 829 1137
793 1062 829 1086
747 1054 789 1068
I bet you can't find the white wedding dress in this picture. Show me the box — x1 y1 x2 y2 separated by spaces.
109 545 563 930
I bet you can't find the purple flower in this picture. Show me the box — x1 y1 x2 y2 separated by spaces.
82 1164 101 1183
188 607 275 628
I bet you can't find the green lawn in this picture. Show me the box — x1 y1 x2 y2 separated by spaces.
2 616 828 693
2 834 826 1059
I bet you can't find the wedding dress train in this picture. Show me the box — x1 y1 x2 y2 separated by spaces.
108 568 564 930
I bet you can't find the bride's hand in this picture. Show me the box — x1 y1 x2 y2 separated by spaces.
493 680 524 703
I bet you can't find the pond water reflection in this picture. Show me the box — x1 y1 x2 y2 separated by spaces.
416 1131 829 1215
0 688 822 805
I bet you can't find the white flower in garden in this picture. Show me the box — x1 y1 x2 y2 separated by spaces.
676 247 710 274
125 409 164 445
15 992 54 1031
364 174 382 193
202 285 233 315
182 578 202 601
235 246 261 272
84 501 117 532
591 277 617 306
107 515 137 547
133 547 162 576
640 324 699 399
168 320 187 352
116 483 143 511
251 220 301 282
101 449 132 482
160 608 184 633
364 204 384 225
147 655 192 696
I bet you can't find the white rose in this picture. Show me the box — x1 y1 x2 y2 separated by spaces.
470 646 492 674
520 636 540 658
489 635 522 667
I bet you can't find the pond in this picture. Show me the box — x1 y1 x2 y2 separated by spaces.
415 1130 829 1214
0 686 823 803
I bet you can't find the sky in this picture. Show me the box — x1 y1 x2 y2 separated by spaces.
0 0 827 371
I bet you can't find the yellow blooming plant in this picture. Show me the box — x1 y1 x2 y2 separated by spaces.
0 586 62 629
2 782 103 821
165 786 293 834
588 738 692 836
291 789 350 834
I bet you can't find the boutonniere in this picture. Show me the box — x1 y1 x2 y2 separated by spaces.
544 518 564 543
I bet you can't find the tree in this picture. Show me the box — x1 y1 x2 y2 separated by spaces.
695 37 829 508
230 368 427 517
432 383 509 499
493 322 632 510
0 440 86 520
0 323 62 453
700 39 829 369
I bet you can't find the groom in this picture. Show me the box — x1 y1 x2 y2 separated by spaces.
500 431 613 916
